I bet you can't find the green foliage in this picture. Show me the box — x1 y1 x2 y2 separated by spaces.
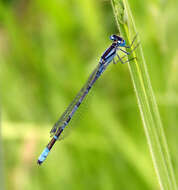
1 0 178 190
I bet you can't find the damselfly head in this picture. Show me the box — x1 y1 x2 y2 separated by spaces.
110 34 126 47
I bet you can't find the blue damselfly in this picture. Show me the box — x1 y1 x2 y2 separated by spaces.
37 34 139 165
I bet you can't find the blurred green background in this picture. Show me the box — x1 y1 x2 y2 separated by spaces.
1 0 178 189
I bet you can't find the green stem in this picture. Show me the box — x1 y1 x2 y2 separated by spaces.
111 0 177 189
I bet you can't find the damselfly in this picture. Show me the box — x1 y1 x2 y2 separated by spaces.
37 34 139 165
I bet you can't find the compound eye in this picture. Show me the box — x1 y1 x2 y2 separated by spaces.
110 35 115 41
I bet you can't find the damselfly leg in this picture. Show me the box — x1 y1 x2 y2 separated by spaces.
113 58 117 64
117 54 137 64
115 33 140 64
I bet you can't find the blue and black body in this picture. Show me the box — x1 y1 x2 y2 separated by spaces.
37 34 138 165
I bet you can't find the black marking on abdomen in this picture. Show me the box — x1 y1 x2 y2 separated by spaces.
76 101 81 107
87 85 91 91
66 116 71 123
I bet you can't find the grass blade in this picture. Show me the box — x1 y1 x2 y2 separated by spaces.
111 0 177 189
